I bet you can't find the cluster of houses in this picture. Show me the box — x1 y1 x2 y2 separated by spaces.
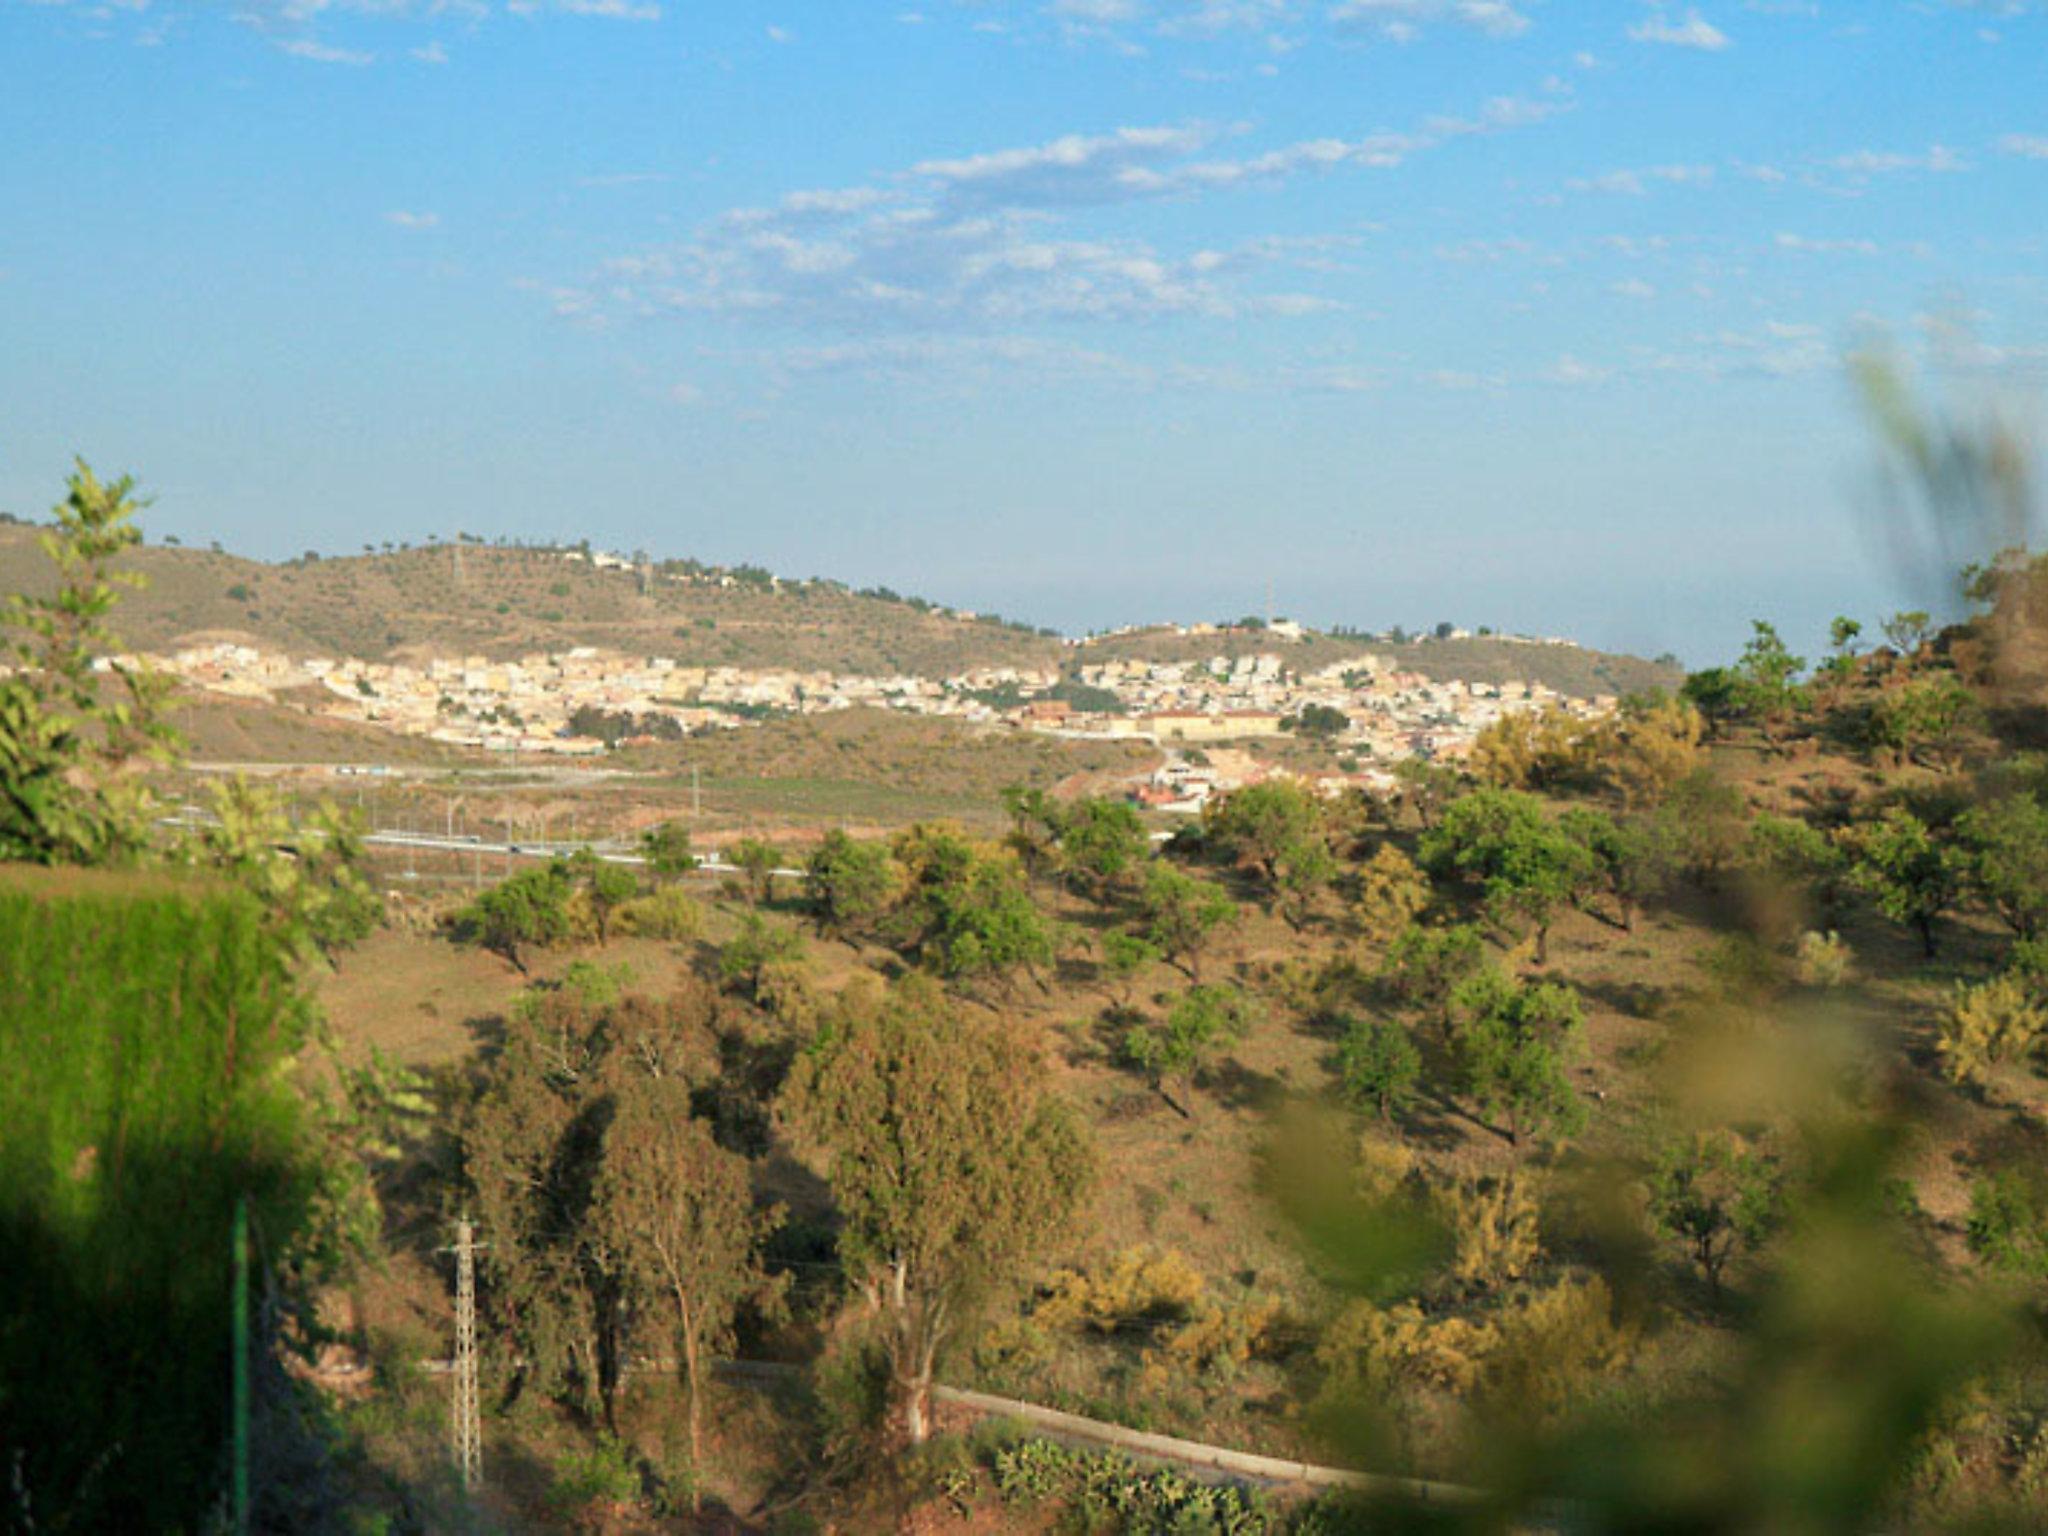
132 639 1616 785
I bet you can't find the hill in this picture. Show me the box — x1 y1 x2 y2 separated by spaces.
0 523 1064 676
2 522 1677 697
1073 625 1680 699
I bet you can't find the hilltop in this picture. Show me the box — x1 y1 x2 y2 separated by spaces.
0 524 1062 676
0 521 1677 699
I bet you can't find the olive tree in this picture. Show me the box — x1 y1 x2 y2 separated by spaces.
783 979 1092 1442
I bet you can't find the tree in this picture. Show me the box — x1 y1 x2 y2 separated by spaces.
1447 967 1586 1146
1560 807 1669 934
1469 708 1591 793
732 837 781 905
1058 797 1149 899
1203 779 1326 888
892 827 1054 985
641 820 697 878
1863 673 1979 770
718 911 805 1001
1647 1131 1778 1298
999 783 1066 878
1353 843 1432 948
1423 790 1597 964
1392 757 1460 831
1654 767 1749 890
1881 610 1933 655
1098 930 1161 1011
1138 863 1237 981
1378 922 1487 1015
1745 813 1852 926
1844 806 1965 957
804 829 901 940
189 777 382 960
1955 795 2048 938
467 983 725 1422
1599 692 1706 808
571 847 637 945
1274 833 1339 931
1335 1015 1422 1121
595 1085 783 1505
461 859 575 972
0 459 176 864
1291 703 1351 740
1733 621 1810 744
784 979 1092 1441
1121 984 1259 1117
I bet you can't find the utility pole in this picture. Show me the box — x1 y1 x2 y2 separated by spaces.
450 1218 482 1495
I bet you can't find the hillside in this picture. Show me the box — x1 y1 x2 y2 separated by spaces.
1074 625 1681 699
0 523 1064 675
3 522 1676 696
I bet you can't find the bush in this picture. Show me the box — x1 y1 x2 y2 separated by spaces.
615 885 704 940
0 869 318 1530
1334 1015 1422 1121
1794 929 1852 988
548 1433 642 1517
1938 974 2046 1087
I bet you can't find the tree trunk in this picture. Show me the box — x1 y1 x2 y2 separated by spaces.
678 1296 703 1512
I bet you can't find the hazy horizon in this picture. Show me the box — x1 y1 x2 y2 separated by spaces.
3 0 2043 665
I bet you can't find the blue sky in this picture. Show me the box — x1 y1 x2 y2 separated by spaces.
1 0 2043 662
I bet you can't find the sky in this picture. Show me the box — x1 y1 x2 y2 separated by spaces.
1 0 2044 664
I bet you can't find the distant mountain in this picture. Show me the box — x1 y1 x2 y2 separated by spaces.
0 524 1681 699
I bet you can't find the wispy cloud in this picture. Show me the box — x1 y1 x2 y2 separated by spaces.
1627 6 1731 49
1327 0 1533 41
1999 133 2048 160
384 209 441 228
1565 162 1715 195
275 36 374 64
1832 144 1967 176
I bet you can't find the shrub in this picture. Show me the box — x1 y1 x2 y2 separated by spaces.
1334 1015 1422 1121
1794 929 1852 988
548 1433 641 1518
615 885 704 940
1036 1246 1207 1334
1439 1175 1541 1292
1937 974 2047 1087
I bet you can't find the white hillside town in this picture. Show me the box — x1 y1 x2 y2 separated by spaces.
126 625 1619 810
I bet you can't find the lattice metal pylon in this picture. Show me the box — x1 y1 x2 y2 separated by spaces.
452 1217 482 1493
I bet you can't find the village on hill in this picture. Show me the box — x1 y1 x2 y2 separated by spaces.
134 627 1617 807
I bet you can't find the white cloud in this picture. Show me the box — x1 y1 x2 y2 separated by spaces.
1565 162 1714 195
1999 133 2048 160
410 40 447 62
668 381 705 406
1774 231 1880 254
1832 144 1967 176
1327 0 1533 41
275 36 374 63
765 23 793 41
1627 6 1731 48
384 209 441 228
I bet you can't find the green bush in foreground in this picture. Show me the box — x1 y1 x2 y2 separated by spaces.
0 867 318 1530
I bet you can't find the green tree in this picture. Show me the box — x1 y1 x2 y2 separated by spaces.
1378 922 1487 1015
784 979 1092 1441
1203 779 1326 888
1734 620 1810 744
891 827 1054 985
1335 1015 1422 1121
1864 673 1980 770
1648 1131 1779 1298
571 847 638 946
1447 967 1586 1146
641 820 697 878
718 911 806 1001
1844 806 1965 957
732 836 781 905
1137 862 1237 982
1058 796 1150 899
461 859 576 972
189 777 382 959
1745 814 1852 926
804 829 901 940
1121 984 1259 1118
1274 832 1339 931
1560 807 1669 934
999 783 1066 878
1291 703 1352 739
1098 929 1161 1011
595 1083 783 1505
1392 757 1460 831
0 460 176 864
1423 790 1597 963
1955 795 2048 939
